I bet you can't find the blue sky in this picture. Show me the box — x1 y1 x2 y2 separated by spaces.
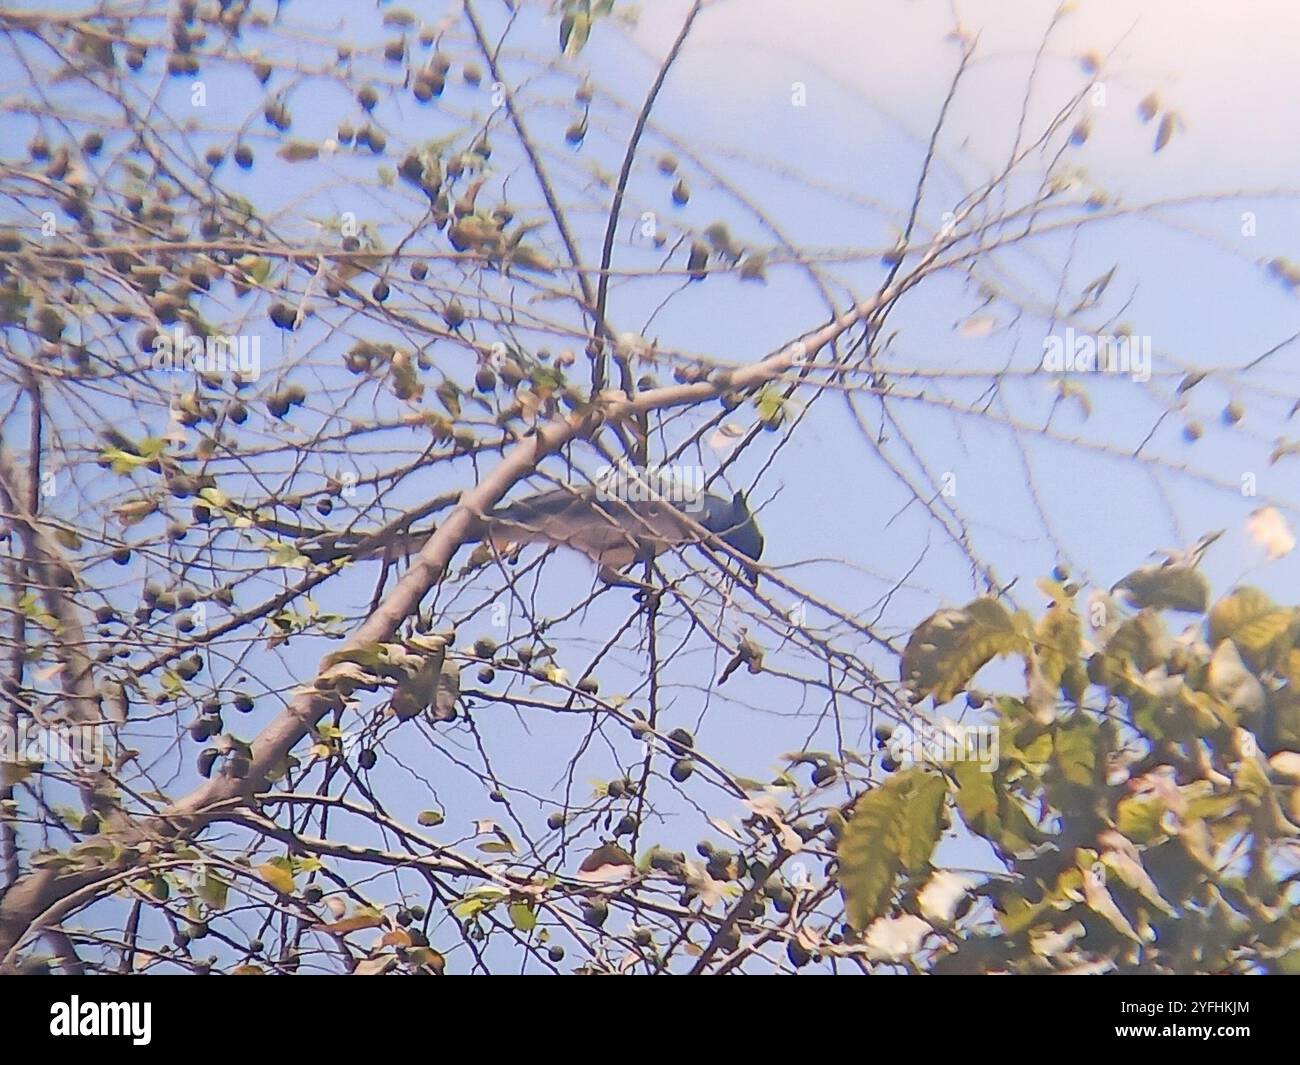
4 0 1299 971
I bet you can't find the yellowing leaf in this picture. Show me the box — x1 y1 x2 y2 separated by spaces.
113 498 159 526
277 140 320 162
901 598 1029 704
257 860 296 895
313 911 384 935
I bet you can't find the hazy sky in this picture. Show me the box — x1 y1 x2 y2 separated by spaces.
7 0 1298 970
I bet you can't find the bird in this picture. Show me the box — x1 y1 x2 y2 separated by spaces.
482 485 764 585
298 484 765 585
696 490 764 580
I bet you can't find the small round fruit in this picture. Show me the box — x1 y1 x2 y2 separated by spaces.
670 757 695 782
581 899 608 928
269 302 296 330
358 747 378 770
197 746 220 777
786 940 812 968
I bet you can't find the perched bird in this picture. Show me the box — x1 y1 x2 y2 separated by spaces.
696 490 764 580
299 485 765 585
483 486 764 585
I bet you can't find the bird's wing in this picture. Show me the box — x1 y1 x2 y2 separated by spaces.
487 491 705 570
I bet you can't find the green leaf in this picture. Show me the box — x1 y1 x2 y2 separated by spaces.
1208 587 1293 667
1052 716 1100 788
1102 610 1168 678
901 598 1029 704
509 902 537 932
199 485 233 510
451 884 509 922
1034 600 1082 695
196 870 229 910
101 446 151 474
837 769 946 929
950 757 1037 854
509 244 557 273
1116 795 1165 843
262 538 312 569
1114 564 1209 613
562 11 591 54
753 386 786 425
951 758 999 837
236 255 274 287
